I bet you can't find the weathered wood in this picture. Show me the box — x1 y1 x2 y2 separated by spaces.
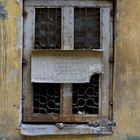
101 7 111 116
25 0 112 7
21 124 113 135
109 5 114 120
61 84 72 115
23 114 103 123
62 7 74 50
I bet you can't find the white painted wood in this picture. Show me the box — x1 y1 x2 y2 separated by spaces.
31 51 103 83
25 0 111 7
101 7 111 116
23 6 35 114
61 7 74 115
62 84 72 115
63 7 74 50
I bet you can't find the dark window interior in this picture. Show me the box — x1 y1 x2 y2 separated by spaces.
35 8 61 49
33 83 60 114
74 8 100 49
72 74 99 114
33 74 99 115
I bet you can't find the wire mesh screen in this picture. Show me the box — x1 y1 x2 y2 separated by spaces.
72 74 99 114
33 83 60 114
35 8 61 49
74 8 100 49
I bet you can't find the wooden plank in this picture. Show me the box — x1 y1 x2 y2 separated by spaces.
101 7 111 116
21 124 113 135
23 6 35 120
31 49 103 55
23 114 103 123
109 5 114 120
25 0 112 7
61 84 72 115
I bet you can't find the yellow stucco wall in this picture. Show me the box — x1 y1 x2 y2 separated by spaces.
0 0 140 140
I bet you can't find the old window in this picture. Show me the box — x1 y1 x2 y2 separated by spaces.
22 0 114 135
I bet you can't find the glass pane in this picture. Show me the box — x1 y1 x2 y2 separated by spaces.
74 8 100 49
35 8 61 49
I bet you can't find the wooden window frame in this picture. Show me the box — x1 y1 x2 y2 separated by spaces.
22 0 114 135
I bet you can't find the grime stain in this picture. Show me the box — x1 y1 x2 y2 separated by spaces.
0 4 7 20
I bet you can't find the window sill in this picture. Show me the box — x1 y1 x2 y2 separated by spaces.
21 122 115 136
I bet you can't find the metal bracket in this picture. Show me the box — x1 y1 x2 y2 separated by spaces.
22 59 27 65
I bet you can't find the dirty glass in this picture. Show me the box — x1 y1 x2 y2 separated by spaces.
74 8 100 49
35 8 61 49
33 83 60 114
